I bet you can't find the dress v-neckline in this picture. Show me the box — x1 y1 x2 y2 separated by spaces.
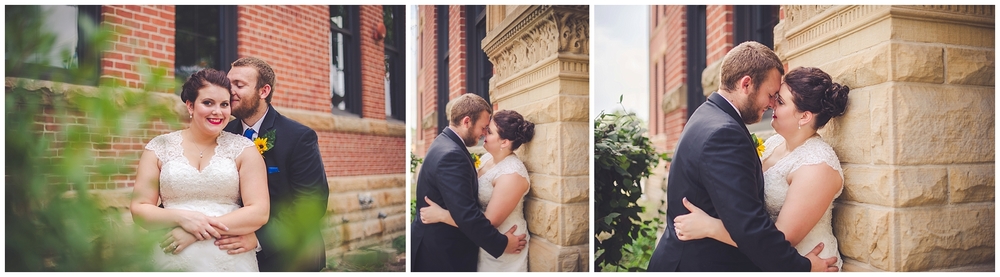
178 131 221 173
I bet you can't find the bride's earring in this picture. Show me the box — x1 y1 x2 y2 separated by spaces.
798 124 801 130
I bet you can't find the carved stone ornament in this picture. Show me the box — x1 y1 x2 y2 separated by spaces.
485 6 589 80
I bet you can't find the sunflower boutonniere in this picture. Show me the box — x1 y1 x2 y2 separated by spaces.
471 152 481 169
751 133 764 157
254 129 276 155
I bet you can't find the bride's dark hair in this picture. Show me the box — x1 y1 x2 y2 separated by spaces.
785 67 850 129
493 110 535 151
180 68 232 103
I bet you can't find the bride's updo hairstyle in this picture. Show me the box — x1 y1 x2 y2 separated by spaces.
784 67 850 129
180 68 232 104
493 110 535 151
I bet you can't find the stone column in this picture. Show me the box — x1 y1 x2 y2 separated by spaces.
775 5 994 271
482 5 590 272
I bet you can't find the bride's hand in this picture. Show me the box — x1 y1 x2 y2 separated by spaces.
419 196 450 224
174 210 229 240
160 227 196 254
674 197 724 241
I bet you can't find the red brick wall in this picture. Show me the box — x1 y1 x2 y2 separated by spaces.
35 107 176 190
86 5 178 189
233 6 402 177
235 6 331 114
649 5 688 154
415 5 473 156
649 6 663 137
25 5 405 191
706 5 734 66
359 5 387 120
319 132 406 176
651 5 739 168
101 5 175 89
663 6 686 143
448 5 467 100
663 108 687 159
416 5 439 155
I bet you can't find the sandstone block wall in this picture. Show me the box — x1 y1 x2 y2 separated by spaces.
483 5 590 272
776 5 994 271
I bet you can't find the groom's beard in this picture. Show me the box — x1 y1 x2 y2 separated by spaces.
739 88 764 124
232 90 262 119
461 128 479 147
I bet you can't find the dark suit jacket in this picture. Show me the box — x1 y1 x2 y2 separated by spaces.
410 128 507 272
225 105 329 272
647 92 810 272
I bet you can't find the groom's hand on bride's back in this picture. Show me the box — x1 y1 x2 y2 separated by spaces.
805 242 839 272
503 225 527 254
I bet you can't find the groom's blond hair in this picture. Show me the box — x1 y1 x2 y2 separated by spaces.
448 93 492 127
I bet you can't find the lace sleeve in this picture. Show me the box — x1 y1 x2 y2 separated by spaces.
216 132 256 159
788 137 843 178
144 131 181 163
492 155 530 184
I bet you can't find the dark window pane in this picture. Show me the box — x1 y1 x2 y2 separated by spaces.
331 31 347 111
175 6 221 83
6 5 101 85
330 5 360 116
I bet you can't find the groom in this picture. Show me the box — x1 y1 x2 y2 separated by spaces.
646 41 837 272
215 57 330 271
411 93 527 271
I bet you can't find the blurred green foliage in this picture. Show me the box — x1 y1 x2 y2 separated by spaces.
593 99 663 272
6 5 180 271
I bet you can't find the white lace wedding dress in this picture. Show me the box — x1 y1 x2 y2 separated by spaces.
761 134 843 270
476 153 530 272
145 130 258 271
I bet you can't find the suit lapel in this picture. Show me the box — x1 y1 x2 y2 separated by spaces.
443 128 474 168
259 104 279 135
707 92 754 146
708 92 764 197
442 128 480 205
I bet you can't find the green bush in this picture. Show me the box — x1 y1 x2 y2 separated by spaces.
593 98 662 272
392 235 406 254
6 6 179 271
606 216 663 272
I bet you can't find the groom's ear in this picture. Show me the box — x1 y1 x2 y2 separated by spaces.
259 84 272 101
738 75 753 94
461 116 472 128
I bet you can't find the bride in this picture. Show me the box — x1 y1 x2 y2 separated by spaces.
130 69 270 271
673 67 849 270
420 110 535 272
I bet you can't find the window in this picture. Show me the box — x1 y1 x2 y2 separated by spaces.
174 6 237 86
5 5 102 86
466 5 492 106
686 5 707 121
384 5 405 121
734 5 779 133
330 5 362 117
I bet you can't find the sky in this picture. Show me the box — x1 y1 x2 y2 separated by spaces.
593 5 649 122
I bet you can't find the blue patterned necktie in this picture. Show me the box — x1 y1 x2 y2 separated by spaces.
243 128 256 140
